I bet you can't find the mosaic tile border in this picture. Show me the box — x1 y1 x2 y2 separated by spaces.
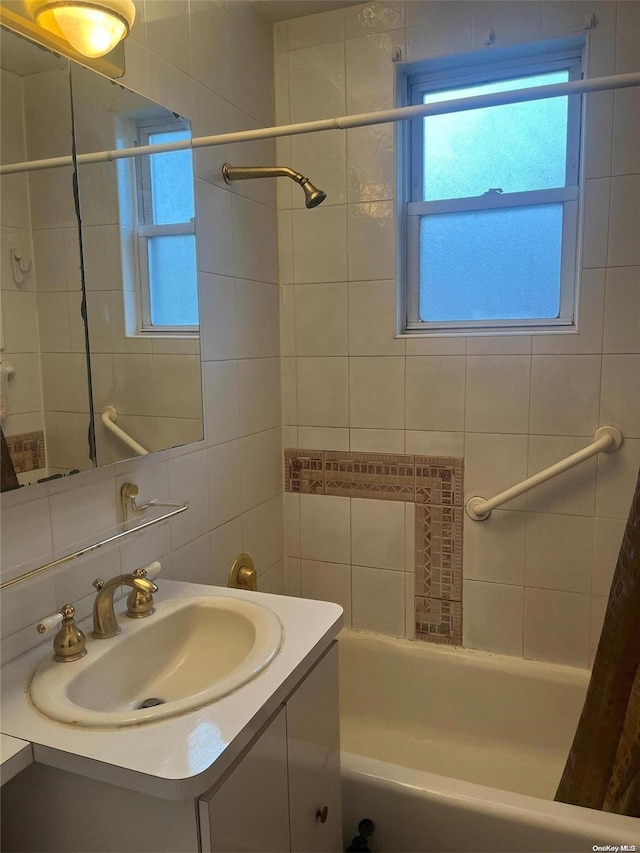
284 447 464 647
284 448 463 505
5 431 46 474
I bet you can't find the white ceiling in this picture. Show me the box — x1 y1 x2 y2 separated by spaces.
252 0 359 23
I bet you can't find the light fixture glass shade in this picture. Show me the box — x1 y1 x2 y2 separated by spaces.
29 1 135 58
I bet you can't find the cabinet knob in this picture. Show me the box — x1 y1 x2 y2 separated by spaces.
315 806 328 824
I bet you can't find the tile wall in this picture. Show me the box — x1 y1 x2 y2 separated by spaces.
0 0 285 662
277 0 640 668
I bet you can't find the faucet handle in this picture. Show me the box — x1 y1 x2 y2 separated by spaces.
93 578 105 591
127 561 161 619
37 604 87 663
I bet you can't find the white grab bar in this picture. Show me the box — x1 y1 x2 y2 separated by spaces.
465 426 623 521
101 406 149 456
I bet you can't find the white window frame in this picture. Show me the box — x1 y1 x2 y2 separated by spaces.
398 39 585 336
134 117 197 334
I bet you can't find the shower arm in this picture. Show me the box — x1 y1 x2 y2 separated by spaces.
222 164 307 184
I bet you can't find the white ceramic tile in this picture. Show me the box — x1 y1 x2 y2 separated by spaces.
288 9 344 49
209 517 243 587
526 435 597 516
347 201 395 281
404 573 415 639
406 15 471 60
49 478 117 552
346 33 398 113
529 355 601 436
232 196 278 284
238 358 281 435
406 356 466 431
37 292 71 353
352 565 405 637
405 431 465 457
462 580 524 657
54 548 121 606
260 559 286 595
290 130 346 208
292 205 347 283
288 42 345 123
603 266 640 354
463 509 526 585
285 557 301 597
171 534 211 586
146 52 193 119
464 432 529 511
196 181 234 278
119 519 170 577
525 513 593 594
227 1 274 126
153 355 202 421
532 269 605 355
282 426 298 448
349 280 405 355
0 497 52 575
278 211 294 287
203 361 240 446
297 426 350 451
600 355 640 439
465 356 531 434
616 0 640 74
0 573 57 638
404 502 415 572
349 429 405 454
466 336 531 356
284 492 301 558
240 494 284 575
592 516 625 598
297 357 349 427
281 357 297 425
294 283 348 356
207 440 242 529
300 560 351 627
235 280 280 359
239 428 283 511
280 285 296 360
472 2 542 47
168 450 210 550
406 336 466 356
191 83 233 185
347 124 395 203
349 356 405 430
190 0 229 99
612 88 640 176
581 178 610 269
345 1 404 37
595 437 640 519
199 274 237 362
608 175 640 267
583 90 614 179
524 588 591 668
145 0 191 73
351 498 405 571
300 493 350 564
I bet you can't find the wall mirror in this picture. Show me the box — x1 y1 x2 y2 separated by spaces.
0 28 203 492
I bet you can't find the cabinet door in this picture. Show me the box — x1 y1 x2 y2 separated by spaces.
286 643 342 853
200 708 290 853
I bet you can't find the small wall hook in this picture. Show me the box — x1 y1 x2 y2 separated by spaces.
10 249 32 286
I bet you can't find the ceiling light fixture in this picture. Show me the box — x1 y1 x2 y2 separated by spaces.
27 0 135 58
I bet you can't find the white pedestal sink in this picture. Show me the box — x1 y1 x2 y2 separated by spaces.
30 596 282 728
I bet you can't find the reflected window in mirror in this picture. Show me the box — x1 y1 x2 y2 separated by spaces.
116 114 198 336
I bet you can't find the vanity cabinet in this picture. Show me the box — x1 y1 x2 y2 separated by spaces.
1 643 341 853
200 643 342 853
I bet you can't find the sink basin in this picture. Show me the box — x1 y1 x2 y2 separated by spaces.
30 596 283 727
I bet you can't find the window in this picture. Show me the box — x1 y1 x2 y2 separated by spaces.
401 41 584 334
134 118 198 332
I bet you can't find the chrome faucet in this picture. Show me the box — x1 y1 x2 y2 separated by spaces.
91 574 159 639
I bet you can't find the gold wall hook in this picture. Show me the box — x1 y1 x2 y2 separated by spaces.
228 554 258 591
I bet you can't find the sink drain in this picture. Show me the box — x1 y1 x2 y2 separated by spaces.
137 697 166 709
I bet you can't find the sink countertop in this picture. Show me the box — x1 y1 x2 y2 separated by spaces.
0 581 343 800
0 734 33 786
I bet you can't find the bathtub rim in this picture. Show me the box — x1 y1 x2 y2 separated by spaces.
342 751 640 838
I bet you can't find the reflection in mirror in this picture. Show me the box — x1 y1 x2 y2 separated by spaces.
0 28 93 491
70 64 203 465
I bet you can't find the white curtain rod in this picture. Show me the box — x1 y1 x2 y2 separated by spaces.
2 71 639 175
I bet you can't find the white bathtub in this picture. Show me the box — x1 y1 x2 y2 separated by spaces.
338 630 639 852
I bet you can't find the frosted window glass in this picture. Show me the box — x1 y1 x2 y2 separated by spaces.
148 130 195 225
422 72 569 200
148 235 198 326
419 205 563 321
